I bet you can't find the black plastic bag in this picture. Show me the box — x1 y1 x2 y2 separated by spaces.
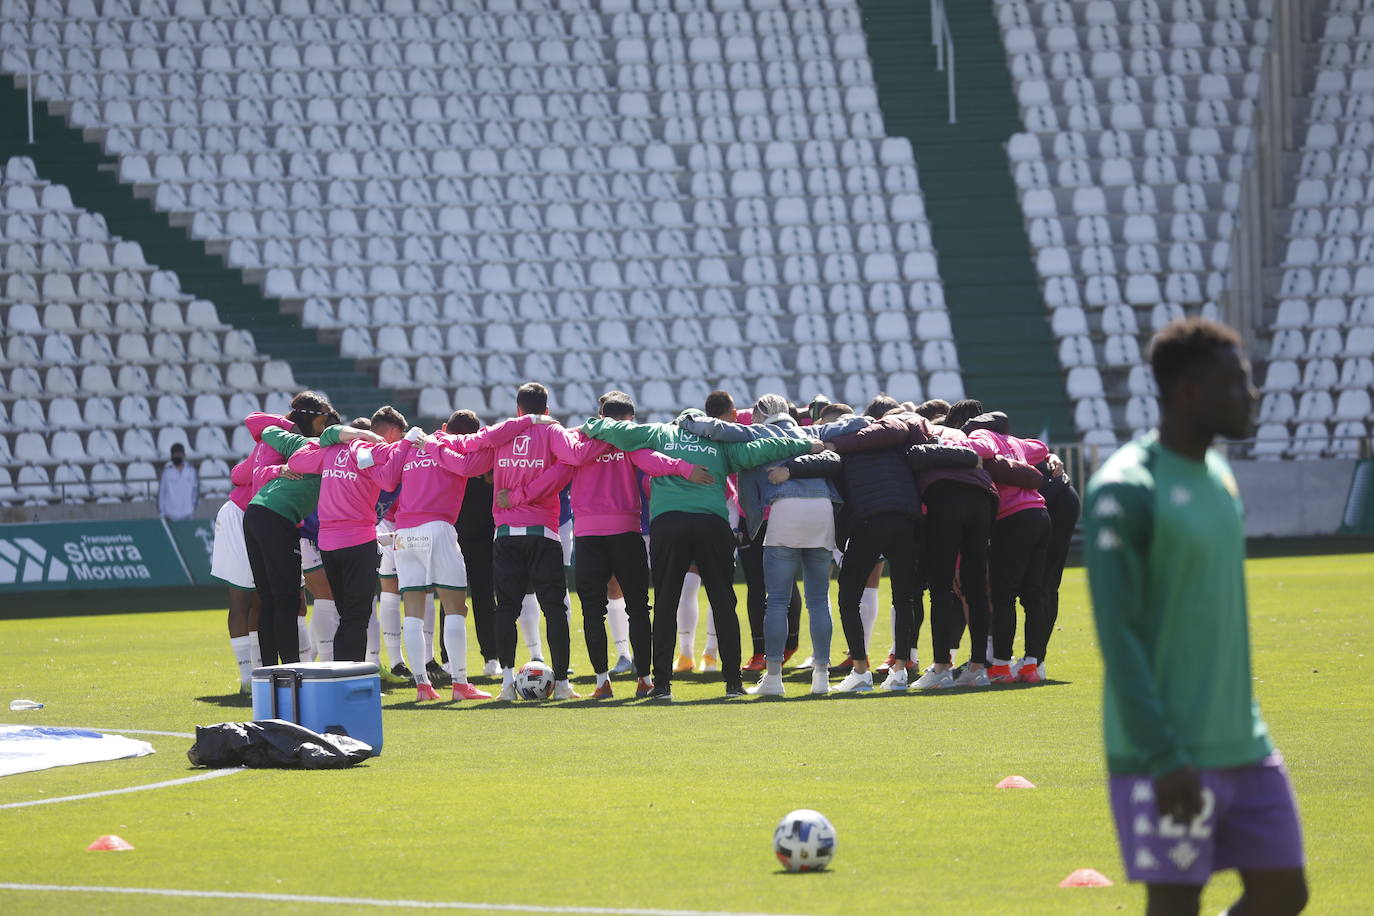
187 719 372 769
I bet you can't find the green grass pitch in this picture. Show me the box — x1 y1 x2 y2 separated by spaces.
1 554 1371 915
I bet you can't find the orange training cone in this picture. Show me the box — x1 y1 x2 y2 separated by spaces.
87 835 135 851
1058 868 1113 887
995 775 1036 789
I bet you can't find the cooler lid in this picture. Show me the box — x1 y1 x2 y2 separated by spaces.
251 662 379 679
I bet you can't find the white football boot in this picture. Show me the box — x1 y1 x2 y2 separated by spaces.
914 665 955 689
833 670 874 693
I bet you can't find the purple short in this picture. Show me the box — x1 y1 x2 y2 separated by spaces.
1108 752 1305 885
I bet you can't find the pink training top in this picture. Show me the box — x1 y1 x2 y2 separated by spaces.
440 419 582 533
390 416 535 530
228 455 253 510
964 429 1050 520
508 431 696 537
287 438 412 550
244 413 290 498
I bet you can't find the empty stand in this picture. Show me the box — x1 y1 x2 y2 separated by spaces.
3 0 963 438
998 0 1272 447
1264 0 1374 458
0 157 297 504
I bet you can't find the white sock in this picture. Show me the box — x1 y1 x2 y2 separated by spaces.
231 635 253 687
677 571 700 656
766 660 782 677
422 600 436 667
310 598 338 662
607 596 629 657
519 593 543 659
378 592 402 668
596 671 609 688
248 630 261 670
502 666 515 687
404 617 430 684
366 613 380 667
859 587 879 656
297 618 312 661
1022 656 1039 667
443 613 468 684
704 607 718 654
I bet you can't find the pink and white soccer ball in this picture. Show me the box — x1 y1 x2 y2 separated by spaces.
514 661 555 700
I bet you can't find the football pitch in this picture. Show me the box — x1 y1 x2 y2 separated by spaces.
1 553 1371 915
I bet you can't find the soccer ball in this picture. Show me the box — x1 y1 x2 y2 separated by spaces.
773 809 837 872
514 661 555 700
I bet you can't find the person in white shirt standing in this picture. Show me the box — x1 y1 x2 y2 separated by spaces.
158 443 199 521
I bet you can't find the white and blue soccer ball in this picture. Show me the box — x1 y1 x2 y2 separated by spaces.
514 661 555 700
773 809 837 872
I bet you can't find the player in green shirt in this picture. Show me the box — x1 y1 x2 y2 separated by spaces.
582 409 823 699
1085 320 1307 914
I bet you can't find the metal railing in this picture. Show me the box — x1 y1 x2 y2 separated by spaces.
931 0 956 124
1225 0 1323 354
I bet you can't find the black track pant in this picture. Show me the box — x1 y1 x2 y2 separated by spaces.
988 507 1052 664
322 540 380 662
458 531 497 662
242 504 303 666
923 481 996 666
649 511 740 690
738 521 802 656
1041 484 1081 664
836 513 919 664
575 532 651 676
494 535 570 679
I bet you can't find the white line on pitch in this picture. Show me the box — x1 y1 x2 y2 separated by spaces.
0 767 245 810
0 884 821 916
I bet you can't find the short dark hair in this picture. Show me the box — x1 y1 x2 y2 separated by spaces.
170 442 185 454
599 390 636 421
943 398 985 431
287 390 334 433
349 417 372 430
817 403 851 422
370 406 406 434
704 389 734 418
445 409 480 434
516 381 548 414
864 394 900 419
1149 318 1242 401
915 399 950 421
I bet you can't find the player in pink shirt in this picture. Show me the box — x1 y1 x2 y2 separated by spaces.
390 411 536 701
959 405 1053 683
286 413 414 663
501 391 712 699
434 383 581 700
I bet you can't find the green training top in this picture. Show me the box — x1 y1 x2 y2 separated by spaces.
1084 431 1272 777
581 414 812 521
247 425 344 525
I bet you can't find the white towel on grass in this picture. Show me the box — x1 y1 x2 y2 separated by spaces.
0 725 155 778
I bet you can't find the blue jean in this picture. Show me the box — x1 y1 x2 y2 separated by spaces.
762 545 833 664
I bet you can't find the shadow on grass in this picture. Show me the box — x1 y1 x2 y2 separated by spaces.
380 678 1072 710
195 692 253 708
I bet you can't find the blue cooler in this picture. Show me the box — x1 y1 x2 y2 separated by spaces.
251 662 384 755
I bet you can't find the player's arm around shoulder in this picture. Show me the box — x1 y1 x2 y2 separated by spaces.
582 416 663 453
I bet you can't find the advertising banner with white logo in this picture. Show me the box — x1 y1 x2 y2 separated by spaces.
0 520 195 592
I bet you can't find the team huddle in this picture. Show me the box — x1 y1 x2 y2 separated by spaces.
208 378 1078 703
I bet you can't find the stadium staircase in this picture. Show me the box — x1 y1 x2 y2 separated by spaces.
858 0 1073 439
0 73 407 422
